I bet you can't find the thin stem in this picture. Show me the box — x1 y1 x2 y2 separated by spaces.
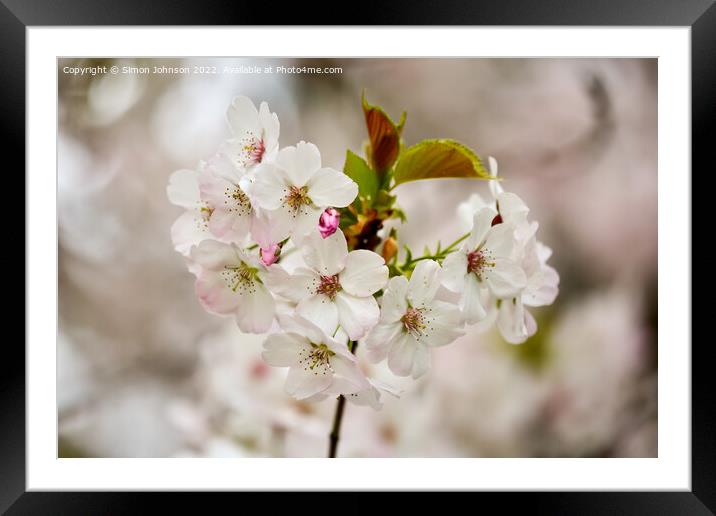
400 231 471 270
328 340 358 458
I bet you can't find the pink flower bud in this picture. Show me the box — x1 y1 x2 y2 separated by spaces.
260 243 280 266
318 207 340 238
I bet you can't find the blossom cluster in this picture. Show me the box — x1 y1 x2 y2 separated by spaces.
168 95 559 410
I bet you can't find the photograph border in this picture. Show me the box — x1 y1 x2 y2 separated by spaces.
7 0 708 512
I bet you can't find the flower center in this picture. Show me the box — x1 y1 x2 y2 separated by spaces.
284 185 312 213
240 134 265 165
401 307 427 337
466 249 495 279
316 274 341 300
297 343 335 375
223 185 252 216
221 261 260 293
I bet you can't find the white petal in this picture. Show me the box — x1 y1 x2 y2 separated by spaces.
171 211 210 256
277 142 322 187
284 366 332 400
291 204 324 239
257 101 280 154
461 274 488 324
379 276 409 323
276 313 332 346
485 222 516 259
340 250 388 297
194 270 240 314
330 355 369 392
307 168 358 208
262 333 304 366
208 208 252 242
296 295 339 336
251 163 289 210
335 292 380 341
440 251 468 293
524 264 560 307
485 257 527 298
456 192 489 233
227 96 260 138
190 240 238 270
407 260 441 308
497 191 529 225
364 321 403 363
387 333 419 377
466 208 496 250
422 300 465 347
167 169 200 208
411 342 432 379
302 230 348 276
235 283 276 334
264 266 318 303
497 297 529 345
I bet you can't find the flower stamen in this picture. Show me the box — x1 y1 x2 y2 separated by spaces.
297 343 335 375
316 274 341 300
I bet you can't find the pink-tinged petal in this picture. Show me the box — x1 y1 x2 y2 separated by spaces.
407 260 441 308
485 257 527 299
334 292 380 341
387 333 418 377
195 270 240 314
461 273 488 324
497 297 529 345
485 222 516 259
307 168 358 208
284 365 333 400
208 208 252 242
379 276 409 323
235 283 276 334
226 95 260 138
264 266 319 303
423 300 465 347
262 333 305 367
251 164 289 210
257 101 280 155
340 250 388 297
364 321 403 363
167 169 200 208
171 211 210 257
466 208 496 250
296 295 339 337
440 251 468 293
276 142 322 187
411 342 432 379
251 209 291 249
190 240 238 270
302 230 349 276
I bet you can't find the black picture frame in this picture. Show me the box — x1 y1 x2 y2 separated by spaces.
6 0 707 512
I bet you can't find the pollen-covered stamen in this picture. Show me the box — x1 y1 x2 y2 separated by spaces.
466 249 496 279
221 261 260 293
283 185 312 213
297 343 335 376
223 185 252 216
196 202 214 230
401 307 427 337
239 133 266 165
316 274 341 300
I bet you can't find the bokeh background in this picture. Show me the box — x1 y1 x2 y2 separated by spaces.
58 58 657 458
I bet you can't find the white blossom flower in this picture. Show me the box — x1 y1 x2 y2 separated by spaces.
365 260 464 379
251 141 358 239
442 207 527 323
225 96 280 169
190 240 275 334
267 230 388 341
262 315 369 400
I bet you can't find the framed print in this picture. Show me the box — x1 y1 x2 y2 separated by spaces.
6 0 709 512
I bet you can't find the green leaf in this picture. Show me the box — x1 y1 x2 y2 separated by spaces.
343 150 379 205
362 91 406 174
393 139 494 187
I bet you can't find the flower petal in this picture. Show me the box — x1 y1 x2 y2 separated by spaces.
302 230 349 276
264 266 318 303
340 250 388 297
257 101 280 154
387 333 418 377
167 169 200 208
227 95 260 138
485 257 527 298
485 222 516 259
277 142 322 187
497 297 529 344
235 283 276 334
461 273 488 324
262 333 304 366
364 321 403 363
171 211 210 257
423 300 465 347
440 251 468 293
307 168 358 208
296 294 339 337
466 208 496 250
379 276 409 323
335 292 380 341
411 342 432 379
407 260 441 308
190 240 238 270
330 355 370 392
195 270 240 314
284 365 333 400
251 163 289 210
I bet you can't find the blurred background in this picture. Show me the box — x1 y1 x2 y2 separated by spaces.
58 58 657 458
